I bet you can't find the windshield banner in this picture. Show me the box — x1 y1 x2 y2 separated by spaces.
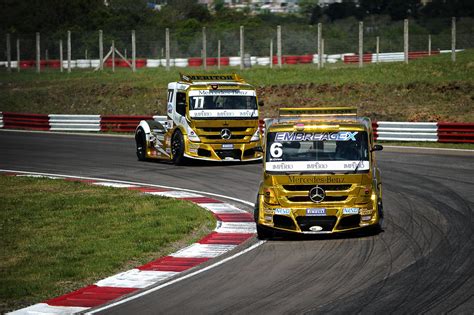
274 131 358 142
189 109 258 118
265 160 369 172
188 90 256 96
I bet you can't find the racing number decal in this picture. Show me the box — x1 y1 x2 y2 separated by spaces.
194 96 204 109
167 90 174 103
270 143 283 158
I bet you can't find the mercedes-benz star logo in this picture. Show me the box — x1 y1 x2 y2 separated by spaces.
221 128 232 140
309 186 325 203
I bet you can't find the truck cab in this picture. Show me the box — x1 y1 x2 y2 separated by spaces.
135 74 263 164
255 107 384 238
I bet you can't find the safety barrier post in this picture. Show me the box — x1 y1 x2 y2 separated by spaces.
240 26 244 70
451 17 456 62
317 23 322 69
277 25 282 68
202 27 207 71
36 32 41 73
404 19 408 64
6 33 11 72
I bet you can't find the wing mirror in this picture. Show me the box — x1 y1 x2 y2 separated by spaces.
254 146 264 153
258 100 264 107
371 144 383 152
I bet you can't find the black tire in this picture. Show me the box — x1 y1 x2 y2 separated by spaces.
171 130 186 165
366 200 384 236
254 196 273 240
135 128 147 161
257 224 274 240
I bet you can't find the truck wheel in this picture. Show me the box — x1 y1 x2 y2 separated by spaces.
254 196 273 240
136 128 147 161
171 130 185 165
257 224 273 240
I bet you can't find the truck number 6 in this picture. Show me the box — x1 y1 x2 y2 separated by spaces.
270 143 283 158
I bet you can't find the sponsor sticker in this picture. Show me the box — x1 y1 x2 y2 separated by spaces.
274 208 291 215
274 131 358 142
306 208 326 216
222 144 234 149
343 207 359 215
189 148 198 154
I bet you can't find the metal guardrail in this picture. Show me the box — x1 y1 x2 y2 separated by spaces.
376 121 438 142
49 114 100 131
1 112 473 144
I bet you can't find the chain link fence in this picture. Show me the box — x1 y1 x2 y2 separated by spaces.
1 17 473 69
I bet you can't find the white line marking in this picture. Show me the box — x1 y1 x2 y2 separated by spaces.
215 222 257 233
92 182 139 188
85 240 265 314
171 243 236 258
95 269 179 289
147 191 203 198
199 203 247 214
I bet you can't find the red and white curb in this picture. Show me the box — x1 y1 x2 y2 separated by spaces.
3 170 261 315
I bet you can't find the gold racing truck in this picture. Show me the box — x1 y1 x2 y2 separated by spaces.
135 74 263 164
254 107 384 238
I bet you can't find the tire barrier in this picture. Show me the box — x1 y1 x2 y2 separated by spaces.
1 112 472 144
4 171 256 315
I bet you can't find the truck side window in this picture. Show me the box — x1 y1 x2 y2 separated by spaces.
176 92 186 116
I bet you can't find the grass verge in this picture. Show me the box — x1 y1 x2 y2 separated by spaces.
0 175 215 313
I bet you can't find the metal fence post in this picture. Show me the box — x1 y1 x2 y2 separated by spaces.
317 23 322 69
6 34 11 72
404 19 409 64
270 39 273 69
428 34 431 56
451 17 456 62
16 38 20 72
321 38 325 68
59 39 63 73
240 26 244 70
131 30 136 72
67 31 71 73
376 36 380 64
218 39 221 70
165 28 170 71
277 25 282 68
202 27 207 70
112 41 115 73
36 32 41 73
99 30 103 70
358 22 363 68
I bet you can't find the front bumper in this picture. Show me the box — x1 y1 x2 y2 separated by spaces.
184 141 263 162
258 203 380 234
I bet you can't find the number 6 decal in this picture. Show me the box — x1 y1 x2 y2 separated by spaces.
270 143 283 158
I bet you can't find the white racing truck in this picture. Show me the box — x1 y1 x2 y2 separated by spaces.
135 74 263 164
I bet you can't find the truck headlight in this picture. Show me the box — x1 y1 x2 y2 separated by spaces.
250 129 260 142
263 187 279 205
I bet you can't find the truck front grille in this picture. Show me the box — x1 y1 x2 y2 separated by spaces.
282 184 352 191
273 215 296 230
337 215 361 230
286 196 348 203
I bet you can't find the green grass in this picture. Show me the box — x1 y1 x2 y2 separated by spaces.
0 175 215 313
0 49 472 121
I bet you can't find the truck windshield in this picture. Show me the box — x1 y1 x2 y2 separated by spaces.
265 131 369 173
190 95 257 110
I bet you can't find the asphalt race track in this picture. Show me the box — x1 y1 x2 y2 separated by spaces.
1 130 473 314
